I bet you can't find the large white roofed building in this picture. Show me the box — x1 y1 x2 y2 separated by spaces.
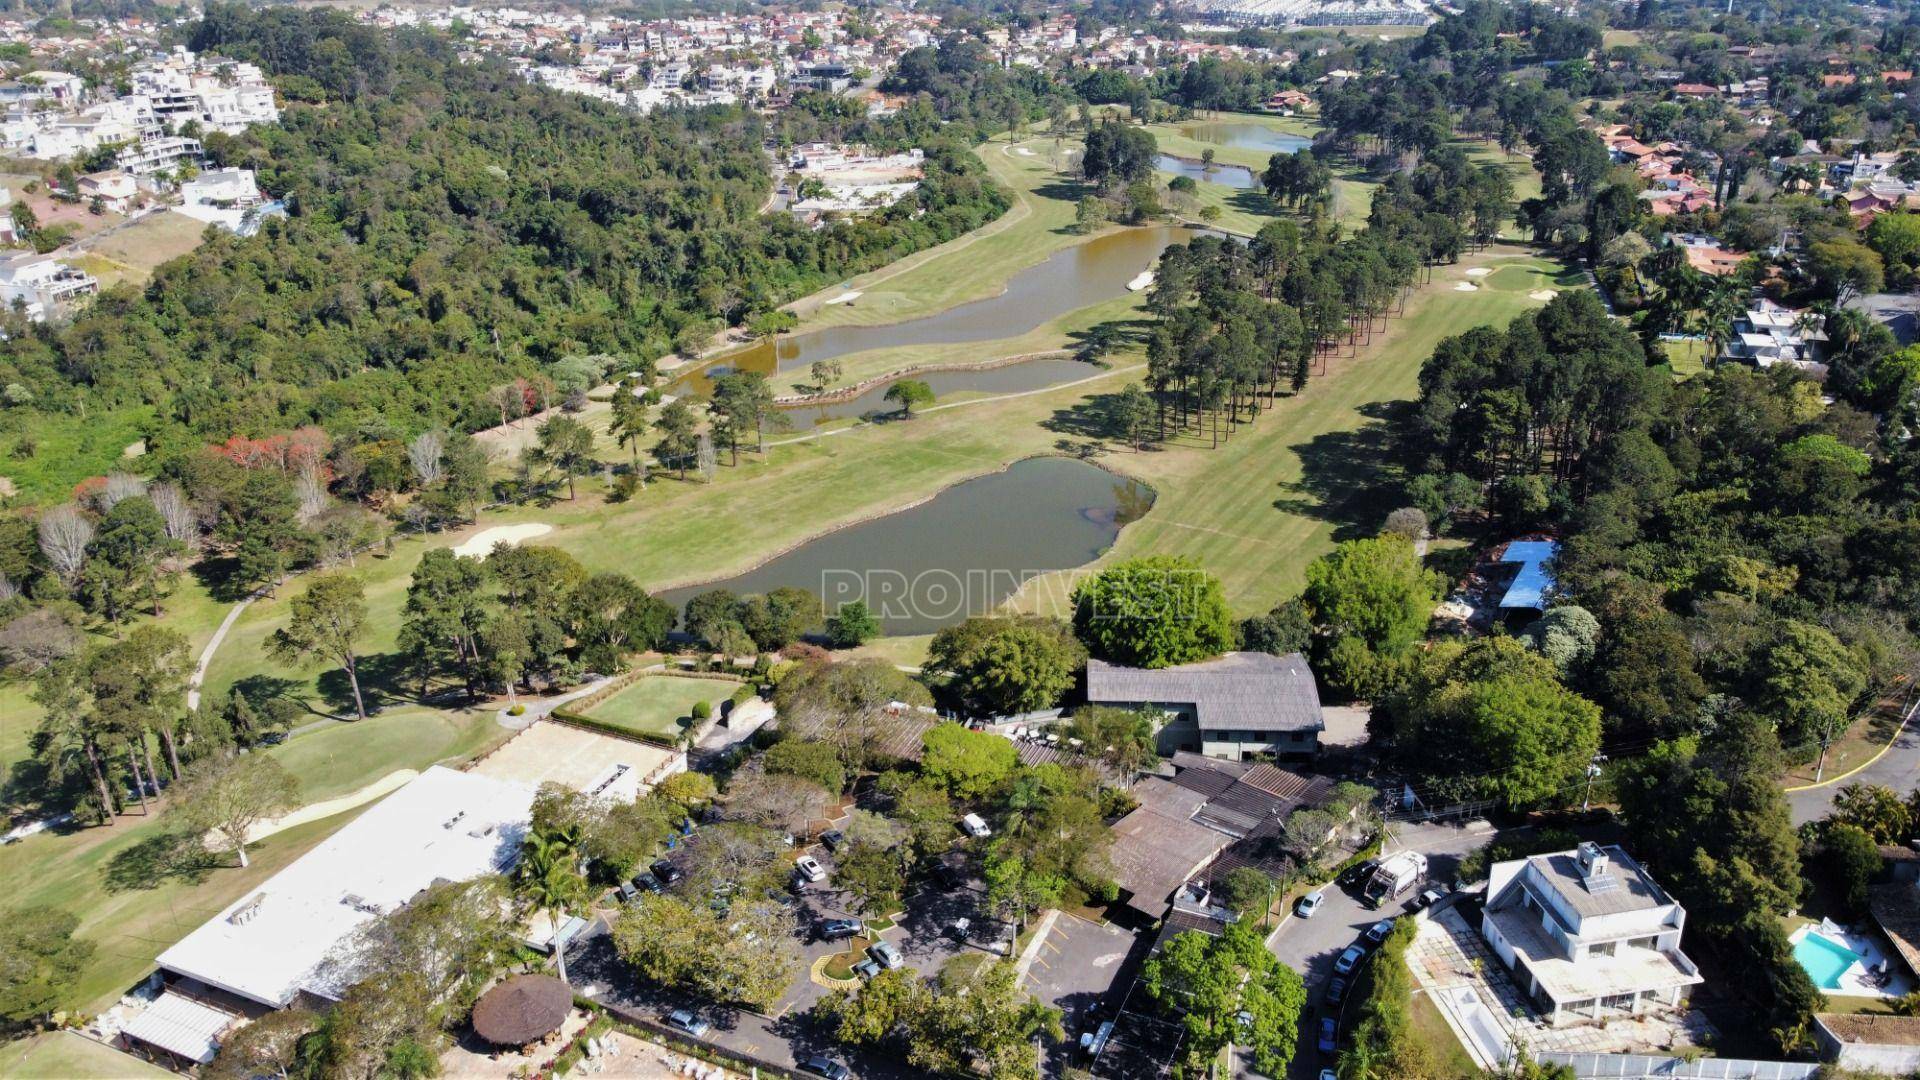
154 766 533 1009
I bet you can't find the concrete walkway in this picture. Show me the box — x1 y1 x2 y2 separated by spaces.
240 768 418 843
184 594 258 711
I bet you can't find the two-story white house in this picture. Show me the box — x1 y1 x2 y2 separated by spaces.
0 252 99 322
1481 842 1703 1027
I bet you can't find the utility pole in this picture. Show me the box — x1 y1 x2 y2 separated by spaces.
1581 754 1607 812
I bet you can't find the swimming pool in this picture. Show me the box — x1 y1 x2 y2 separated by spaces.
1794 931 1863 989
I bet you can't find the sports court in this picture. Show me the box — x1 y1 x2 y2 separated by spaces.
470 720 682 801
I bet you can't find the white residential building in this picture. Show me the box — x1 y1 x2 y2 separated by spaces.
176 167 280 234
0 252 99 322
130 47 279 135
118 135 204 178
1481 842 1703 1027
0 187 16 245
1724 298 1828 376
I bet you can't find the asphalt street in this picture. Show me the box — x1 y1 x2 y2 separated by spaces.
1786 699 1918 825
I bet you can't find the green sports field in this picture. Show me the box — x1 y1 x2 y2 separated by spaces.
576 675 741 739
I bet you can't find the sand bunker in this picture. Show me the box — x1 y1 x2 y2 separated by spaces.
1529 290 1557 301
1014 147 1036 156
824 290 863 305
454 522 554 558
1454 282 1480 291
1128 270 1156 292
1465 267 1493 277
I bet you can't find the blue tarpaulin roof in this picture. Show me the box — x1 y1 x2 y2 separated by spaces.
1498 541 1558 610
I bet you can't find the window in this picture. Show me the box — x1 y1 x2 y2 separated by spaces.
1628 936 1656 951
1589 941 1616 958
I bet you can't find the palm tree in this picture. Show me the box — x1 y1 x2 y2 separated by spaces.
1700 279 1747 360
515 828 588 984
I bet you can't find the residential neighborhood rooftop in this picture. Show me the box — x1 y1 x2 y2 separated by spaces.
1086 651 1324 733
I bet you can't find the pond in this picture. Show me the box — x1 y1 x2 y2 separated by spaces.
1157 154 1260 190
672 226 1192 397
1178 121 1313 156
656 456 1155 635
774 357 1100 427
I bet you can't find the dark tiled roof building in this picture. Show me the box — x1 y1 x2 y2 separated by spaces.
1085 651 1324 762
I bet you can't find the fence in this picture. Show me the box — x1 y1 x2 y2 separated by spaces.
1535 1052 1821 1079
582 996 799 1080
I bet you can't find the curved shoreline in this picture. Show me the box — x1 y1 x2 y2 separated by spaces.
770 350 1079 406
643 452 1159 600
676 220 1177 390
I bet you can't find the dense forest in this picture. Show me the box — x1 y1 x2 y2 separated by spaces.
0 6 1009 483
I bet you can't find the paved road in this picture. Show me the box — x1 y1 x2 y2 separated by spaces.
1786 695 1919 825
1257 819 1497 1080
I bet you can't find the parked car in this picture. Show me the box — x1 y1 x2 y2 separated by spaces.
617 882 639 903
960 813 992 839
1333 945 1366 975
851 958 882 979
1363 918 1397 946
800 1055 852 1080
1296 890 1325 918
1414 886 1448 909
816 918 863 941
1320 1070 1338 1080
795 855 827 882
665 1010 710 1038
932 861 967 890
867 941 905 970
1323 975 1348 1008
820 829 846 852
631 871 663 893
765 887 797 908
650 860 683 885
1339 858 1378 888
1316 1017 1338 1055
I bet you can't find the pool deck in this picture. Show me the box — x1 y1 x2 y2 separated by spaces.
1792 921 1915 999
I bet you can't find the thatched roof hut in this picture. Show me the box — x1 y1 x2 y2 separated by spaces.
471 974 573 1047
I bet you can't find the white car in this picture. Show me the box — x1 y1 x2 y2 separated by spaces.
795 855 827 882
960 813 992 838
1296 890 1325 918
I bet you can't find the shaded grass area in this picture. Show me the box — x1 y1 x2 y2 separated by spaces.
0 1031 174 1079
0 803 363 1011
580 675 741 738
69 210 213 289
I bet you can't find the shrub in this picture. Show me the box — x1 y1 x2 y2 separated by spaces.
691 700 711 721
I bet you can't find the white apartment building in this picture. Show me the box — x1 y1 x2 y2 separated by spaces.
1481 842 1703 1027
119 135 204 178
0 252 99 322
130 47 279 135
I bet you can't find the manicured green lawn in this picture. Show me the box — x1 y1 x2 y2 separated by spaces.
1007 248 1575 617
1409 989 1483 1078
269 708 510 802
0 803 363 1011
578 675 741 738
1666 338 1711 379
0 1032 174 1079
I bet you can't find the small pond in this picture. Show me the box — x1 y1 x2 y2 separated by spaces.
657 456 1155 635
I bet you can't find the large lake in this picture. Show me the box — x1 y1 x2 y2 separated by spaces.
658 456 1155 635
1178 121 1313 155
1157 154 1260 190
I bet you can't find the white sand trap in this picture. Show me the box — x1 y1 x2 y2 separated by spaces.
1465 267 1493 277
236 768 418 844
1529 290 1557 301
824 290 863 305
1014 147 1036 156
1127 270 1155 292
454 522 553 558
1454 282 1480 291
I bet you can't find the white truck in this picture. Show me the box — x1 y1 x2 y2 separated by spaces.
1363 851 1428 908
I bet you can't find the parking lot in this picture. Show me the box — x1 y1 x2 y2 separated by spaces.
1258 819 1494 1080
564 831 1035 1078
